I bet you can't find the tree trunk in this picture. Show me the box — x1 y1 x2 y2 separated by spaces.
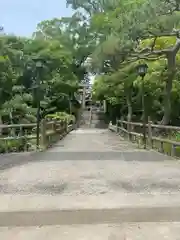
161 54 176 125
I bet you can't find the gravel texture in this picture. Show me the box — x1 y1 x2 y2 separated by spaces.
0 128 179 196
0 129 180 232
0 129 179 197
1 223 180 239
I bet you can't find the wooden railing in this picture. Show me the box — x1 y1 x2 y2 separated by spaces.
0 120 74 153
109 119 180 157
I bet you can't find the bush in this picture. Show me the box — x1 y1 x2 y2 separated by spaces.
45 112 75 124
0 138 29 153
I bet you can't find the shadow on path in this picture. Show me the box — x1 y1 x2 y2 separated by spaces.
1 207 180 226
0 150 173 172
0 128 174 171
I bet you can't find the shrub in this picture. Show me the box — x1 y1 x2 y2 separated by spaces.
45 112 75 124
0 138 28 153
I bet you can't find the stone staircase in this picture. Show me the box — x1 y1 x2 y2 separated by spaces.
80 107 108 129
80 109 92 128
91 110 108 128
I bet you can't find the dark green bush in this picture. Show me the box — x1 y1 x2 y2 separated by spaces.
0 138 29 153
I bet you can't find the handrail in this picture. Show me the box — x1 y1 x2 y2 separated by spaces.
0 119 74 153
117 120 180 131
0 123 36 129
109 119 180 157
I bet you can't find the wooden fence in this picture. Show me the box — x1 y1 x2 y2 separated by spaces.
109 119 180 157
0 119 74 153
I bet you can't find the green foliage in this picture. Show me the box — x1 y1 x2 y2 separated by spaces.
0 138 29 153
69 0 180 124
0 17 88 125
1 0 180 132
45 112 75 124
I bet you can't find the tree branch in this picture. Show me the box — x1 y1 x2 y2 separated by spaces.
172 31 180 54
151 37 157 52
118 29 180 69
131 47 168 58
132 29 180 59
119 55 164 68
141 31 177 39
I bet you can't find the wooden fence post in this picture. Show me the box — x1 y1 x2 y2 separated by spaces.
127 122 131 141
120 116 124 125
171 144 175 157
72 119 76 130
116 118 118 133
19 126 27 151
40 119 47 150
53 120 57 133
120 116 124 136
65 119 68 133
148 116 152 148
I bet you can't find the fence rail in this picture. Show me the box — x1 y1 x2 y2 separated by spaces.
0 119 74 153
109 119 180 158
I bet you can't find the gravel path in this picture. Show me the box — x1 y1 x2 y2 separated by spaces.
1 223 180 240
0 129 178 197
1 157 180 196
0 129 180 239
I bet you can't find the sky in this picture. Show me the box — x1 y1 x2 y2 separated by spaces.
0 0 73 36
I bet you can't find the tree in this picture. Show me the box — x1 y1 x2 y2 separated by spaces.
33 15 97 84
72 0 180 124
0 24 83 124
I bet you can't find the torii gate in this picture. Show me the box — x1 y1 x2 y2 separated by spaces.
78 83 92 109
77 83 106 112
